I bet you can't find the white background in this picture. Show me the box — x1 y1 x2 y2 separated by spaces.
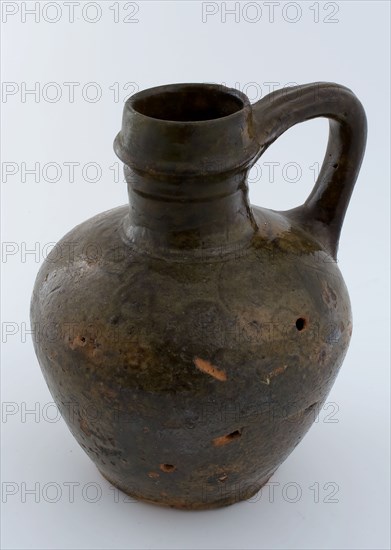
1 1 390 549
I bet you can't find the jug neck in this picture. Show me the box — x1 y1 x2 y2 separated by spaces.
123 166 257 256
114 83 260 257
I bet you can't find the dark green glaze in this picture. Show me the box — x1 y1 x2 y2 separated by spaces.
31 82 367 509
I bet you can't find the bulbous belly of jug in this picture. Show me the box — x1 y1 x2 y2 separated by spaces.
30 204 352 509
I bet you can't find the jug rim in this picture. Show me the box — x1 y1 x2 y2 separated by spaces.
115 82 258 175
124 82 251 125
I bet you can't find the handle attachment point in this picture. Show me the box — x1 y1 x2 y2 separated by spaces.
251 82 367 258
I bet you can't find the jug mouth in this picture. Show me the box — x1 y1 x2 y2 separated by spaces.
115 83 258 175
129 83 248 123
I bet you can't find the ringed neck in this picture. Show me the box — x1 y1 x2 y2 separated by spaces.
114 83 260 257
122 166 257 256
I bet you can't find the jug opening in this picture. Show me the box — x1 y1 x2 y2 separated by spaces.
132 84 244 122
116 83 257 176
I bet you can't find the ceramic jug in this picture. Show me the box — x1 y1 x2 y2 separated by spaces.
31 82 367 509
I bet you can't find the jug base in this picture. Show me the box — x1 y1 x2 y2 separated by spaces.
97 468 276 510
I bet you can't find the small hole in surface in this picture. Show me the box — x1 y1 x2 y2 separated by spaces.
333 163 339 169
160 463 176 473
296 318 306 331
213 429 242 446
227 430 241 440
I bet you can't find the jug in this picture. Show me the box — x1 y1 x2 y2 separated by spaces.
31 82 367 509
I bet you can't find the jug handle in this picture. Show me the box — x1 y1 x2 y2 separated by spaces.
251 82 367 258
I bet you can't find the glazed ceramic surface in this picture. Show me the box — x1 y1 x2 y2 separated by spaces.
31 82 367 509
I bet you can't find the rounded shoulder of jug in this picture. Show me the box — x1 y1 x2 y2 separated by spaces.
30 205 136 291
249 205 343 275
